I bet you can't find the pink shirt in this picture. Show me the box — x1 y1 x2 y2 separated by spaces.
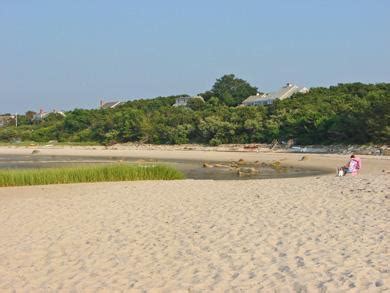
348 159 358 173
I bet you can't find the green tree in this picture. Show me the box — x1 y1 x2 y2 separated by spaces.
187 98 205 111
207 74 258 106
1 82 389 146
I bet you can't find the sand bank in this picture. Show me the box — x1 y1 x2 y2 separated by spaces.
0 148 389 291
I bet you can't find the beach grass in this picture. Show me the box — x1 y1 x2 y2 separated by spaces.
0 164 185 187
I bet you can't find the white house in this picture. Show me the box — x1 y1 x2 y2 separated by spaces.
242 83 309 106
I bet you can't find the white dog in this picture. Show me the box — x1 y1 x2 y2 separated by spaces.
337 167 345 177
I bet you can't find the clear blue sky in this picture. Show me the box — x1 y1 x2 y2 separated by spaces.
1 0 389 114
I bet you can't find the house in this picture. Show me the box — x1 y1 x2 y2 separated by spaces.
173 95 205 107
240 93 268 106
0 115 15 127
100 100 123 109
242 83 309 106
33 109 65 122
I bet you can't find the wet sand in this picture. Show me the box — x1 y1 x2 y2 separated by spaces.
0 147 389 291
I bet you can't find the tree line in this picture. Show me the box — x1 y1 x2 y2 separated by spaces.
1 75 389 145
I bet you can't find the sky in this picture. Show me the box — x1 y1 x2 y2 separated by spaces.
1 0 389 114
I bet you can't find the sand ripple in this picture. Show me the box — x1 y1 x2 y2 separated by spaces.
0 174 389 291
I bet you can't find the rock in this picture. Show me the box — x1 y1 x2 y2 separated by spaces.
237 158 245 164
299 156 308 161
354 150 372 155
203 163 213 168
230 163 238 168
375 280 384 287
214 163 229 168
270 161 287 172
31 150 40 155
383 149 390 156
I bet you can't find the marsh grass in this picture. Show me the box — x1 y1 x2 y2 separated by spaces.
0 164 184 187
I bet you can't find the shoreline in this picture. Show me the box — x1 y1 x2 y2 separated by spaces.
0 142 388 155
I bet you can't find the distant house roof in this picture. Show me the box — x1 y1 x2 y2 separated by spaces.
242 83 309 106
100 101 123 109
173 95 204 107
241 93 268 105
33 110 65 121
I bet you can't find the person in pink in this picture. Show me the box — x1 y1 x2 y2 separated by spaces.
341 154 361 176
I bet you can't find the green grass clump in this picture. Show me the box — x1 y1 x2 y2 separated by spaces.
0 164 185 187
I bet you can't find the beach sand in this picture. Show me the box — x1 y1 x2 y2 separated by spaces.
0 147 389 291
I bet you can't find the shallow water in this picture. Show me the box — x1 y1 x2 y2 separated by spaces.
0 154 327 180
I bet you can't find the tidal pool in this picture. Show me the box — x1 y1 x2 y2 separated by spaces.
0 154 328 180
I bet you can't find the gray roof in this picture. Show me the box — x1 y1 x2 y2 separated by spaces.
266 84 300 100
33 110 65 121
176 95 204 101
242 93 267 104
242 83 308 105
101 101 122 109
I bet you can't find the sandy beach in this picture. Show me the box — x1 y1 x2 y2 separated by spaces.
0 147 389 291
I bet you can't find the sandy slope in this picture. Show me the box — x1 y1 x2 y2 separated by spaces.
0 149 389 291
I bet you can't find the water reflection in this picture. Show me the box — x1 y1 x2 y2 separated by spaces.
0 155 327 180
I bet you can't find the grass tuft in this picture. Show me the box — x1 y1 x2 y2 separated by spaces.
0 164 185 187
